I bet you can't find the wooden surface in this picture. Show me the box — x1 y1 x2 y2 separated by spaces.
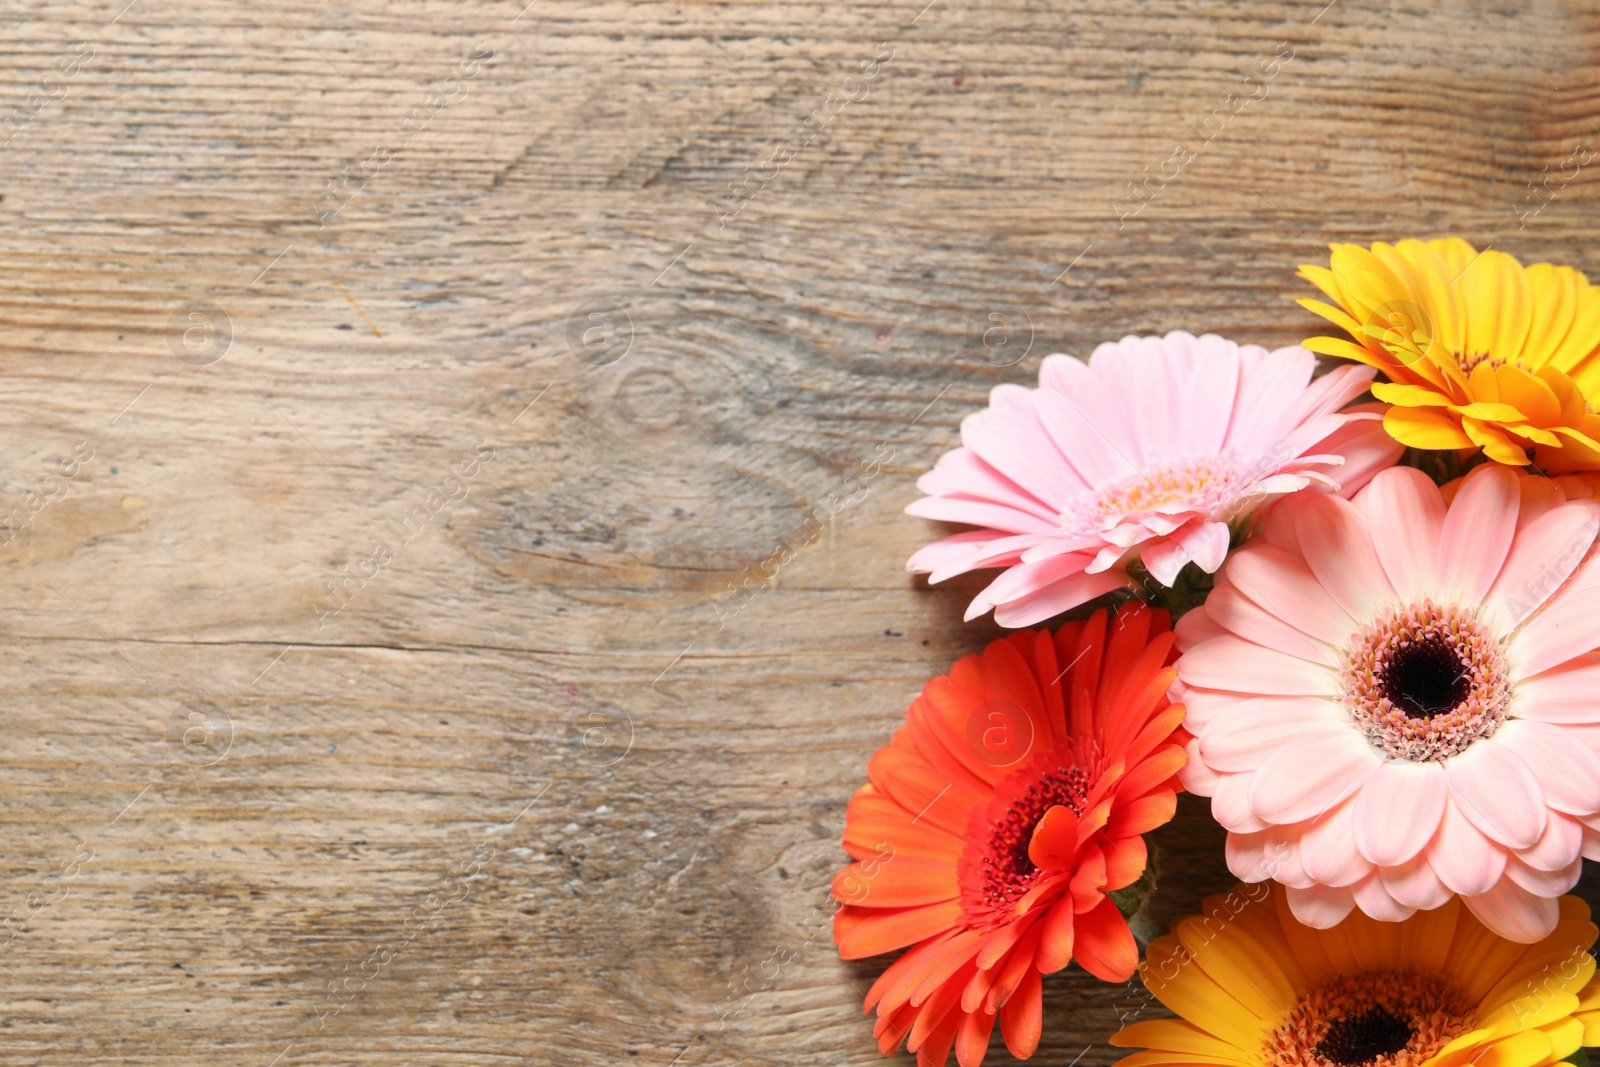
3 1 1599 1064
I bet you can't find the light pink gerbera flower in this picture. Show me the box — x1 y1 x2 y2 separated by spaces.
1176 463 1600 943
907 332 1401 626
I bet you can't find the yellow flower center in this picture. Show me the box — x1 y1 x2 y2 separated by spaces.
1264 970 1472 1067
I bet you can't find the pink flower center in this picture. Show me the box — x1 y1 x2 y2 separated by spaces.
1342 600 1510 762
1059 454 1258 534
957 748 1094 925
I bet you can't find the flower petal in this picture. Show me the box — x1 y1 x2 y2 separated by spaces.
1285 883 1357 928
1437 464 1521 606
1445 740 1547 850
1293 494 1394 622
1247 729 1382 826
1427 794 1509 897
1463 878 1561 943
1357 467 1445 601
1351 760 1447 867
1492 719 1600 815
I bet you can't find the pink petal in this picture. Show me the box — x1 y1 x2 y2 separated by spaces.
1032 364 1139 489
1226 345 1317 455
1492 719 1600 815
1177 636 1339 697
918 448 1058 522
1518 812 1583 872
1351 760 1447 867
1428 795 1509 896
1140 536 1191 587
1224 545 1359 648
907 495 1060 535
1351 872 1416 922
1285 883 1357 928
1510 652 1600 723
1174 683 1254 734
1177 521 1231 573
1281 361 1379 428
1303 403 1402 497
1436 464 1520 605
1224 829 1278 882
907 530 992 578
984 565 1129 629
1463 878 1561 943
1183 336 1243 455
1247 729 1383 825
1505 855 1580 897
1173 606 1229 655
1357 467 1445 601
1444 740 1547 849
1509 555 1600 677
1514 476 1568 531
1378 853 1453 911
1197 697 1346 773
1485 501 1600 632
1293 494 1393 623
962 387 1083 504
1179 737 1221 795
1299 796 1374 887
1204 585 1336 665
1211 770 1268 833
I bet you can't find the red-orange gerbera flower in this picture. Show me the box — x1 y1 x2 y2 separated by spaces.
834 602 1188 1067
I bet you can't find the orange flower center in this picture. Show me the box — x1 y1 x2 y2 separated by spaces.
1342 600 1510 762
1264 970 1472 1067
958 748 1094 925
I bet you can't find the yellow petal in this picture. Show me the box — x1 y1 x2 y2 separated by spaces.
1452 402 1530 423
1111 1052 1251 1067
1384 406 1475 450
1173 915 1297 1023
1493 364 1563 426
1372 382 1454 407
1111 1021 1252 1061
1140 938 1273 1048
1538 1015 1584 1061
1470 1028 1553 1067
1461 417 1531 466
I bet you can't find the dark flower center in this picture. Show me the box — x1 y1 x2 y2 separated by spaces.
957 750 1095 925
1315 1009 1414 1067
1343 601 1510 762
1381 634 1470 718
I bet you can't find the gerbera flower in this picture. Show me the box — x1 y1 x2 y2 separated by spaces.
907 331 1400 626
834 602 1187 1066
1175 463 1600 942
1298 238 1600 471
1112 882 1600 1067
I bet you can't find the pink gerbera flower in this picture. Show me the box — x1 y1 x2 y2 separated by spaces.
1175 463 1600 942
907 332 1400 626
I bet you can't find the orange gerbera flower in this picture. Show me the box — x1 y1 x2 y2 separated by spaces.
834 602 1188 1067
1297 238 1600 471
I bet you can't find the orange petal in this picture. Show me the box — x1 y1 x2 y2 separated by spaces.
1075 895 1140 981
836 900 965 959
1028 804 1080 870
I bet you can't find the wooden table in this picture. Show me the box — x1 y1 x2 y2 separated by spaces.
2 1 1595 1063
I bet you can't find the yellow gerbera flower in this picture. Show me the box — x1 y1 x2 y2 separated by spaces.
1298 238 1600 470
1112 883 1600 1067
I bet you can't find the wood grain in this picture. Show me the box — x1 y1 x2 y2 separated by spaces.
1 0 1598 1063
